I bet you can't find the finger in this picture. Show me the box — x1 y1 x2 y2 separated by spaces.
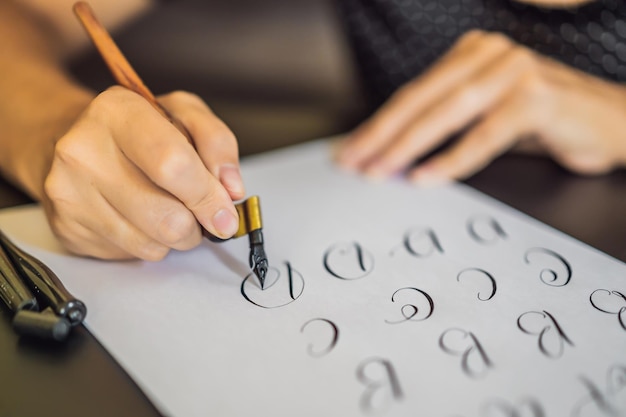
159 92 245 200
336 30 512 169
57 220 144 261
50 216 133 260
97 155 203 251
511 135 546 155
409 94 529 183
45 170 170 261
92 200 172 261
364 45 538 178
104 90 239 239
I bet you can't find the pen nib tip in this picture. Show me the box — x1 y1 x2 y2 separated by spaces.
254 260 268 290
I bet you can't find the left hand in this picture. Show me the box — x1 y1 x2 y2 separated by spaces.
336 30 626 184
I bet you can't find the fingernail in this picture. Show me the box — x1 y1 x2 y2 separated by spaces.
335 138 363 167
337 157 360 174
364 163 389 181
335 146 355 166
411 168 449 187
220 165 245 196
212 209 239 238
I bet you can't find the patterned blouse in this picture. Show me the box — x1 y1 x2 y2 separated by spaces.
339 0 626 104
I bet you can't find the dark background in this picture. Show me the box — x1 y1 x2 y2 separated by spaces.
1 1 625 416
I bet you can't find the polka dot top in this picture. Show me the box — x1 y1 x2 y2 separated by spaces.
338 0 626 104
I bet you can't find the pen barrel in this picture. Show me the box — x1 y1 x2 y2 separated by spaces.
73 1 192 144
0 230 86 325
0 240 37 312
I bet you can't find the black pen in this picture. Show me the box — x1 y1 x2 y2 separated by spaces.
0 235 38 312
0 230 86 341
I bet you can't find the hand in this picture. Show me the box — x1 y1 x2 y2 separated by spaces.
43 87 244 260
336 30 626 184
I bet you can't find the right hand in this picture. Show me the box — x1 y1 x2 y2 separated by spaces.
43 86 245 260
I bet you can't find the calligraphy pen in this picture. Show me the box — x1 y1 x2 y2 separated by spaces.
72 1 268 288
0 229 87 341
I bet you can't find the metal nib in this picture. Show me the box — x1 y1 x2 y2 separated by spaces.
252 254 268 290
249 229 268 289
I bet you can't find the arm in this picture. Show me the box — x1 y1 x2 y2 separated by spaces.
0 0 244 260
17 0 154 57
0 0 98 199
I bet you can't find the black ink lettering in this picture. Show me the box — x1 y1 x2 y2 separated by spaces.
517 310 574 359
577 376 618 417
323 242 374 280
385 287 434 324
590 289 626 332
241 261 304 309
482 398 545 417
439 328 493 379
572 375 624 416
467 215 507 244
607 365 626 397
571 364 626 417
300 318 339 358
523 247 572 287
456 268 497 301
356 357 403 415
390 227 443 258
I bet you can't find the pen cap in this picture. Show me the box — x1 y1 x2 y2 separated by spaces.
12 309 71 342
11 257 87 325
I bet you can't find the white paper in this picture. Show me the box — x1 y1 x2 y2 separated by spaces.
1 139 625 417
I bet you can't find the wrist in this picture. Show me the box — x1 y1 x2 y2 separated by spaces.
1 85 94 201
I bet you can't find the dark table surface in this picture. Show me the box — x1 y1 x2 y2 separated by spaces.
2 2 626 416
